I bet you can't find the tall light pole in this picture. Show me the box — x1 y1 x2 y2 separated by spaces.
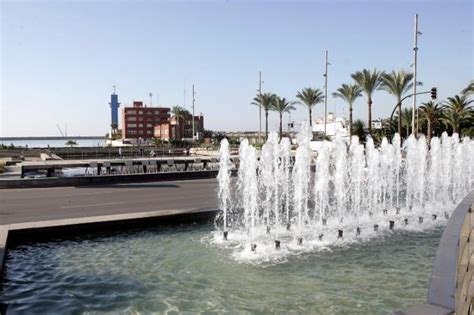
258 71 262 142
149 92 153 107
323 50 329 136
412 13 420 136
192 84 196 142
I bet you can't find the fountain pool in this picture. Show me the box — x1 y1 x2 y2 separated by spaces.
216 124 472 262
1 223 442 314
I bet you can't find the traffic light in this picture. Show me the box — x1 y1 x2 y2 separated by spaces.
431 87 437 100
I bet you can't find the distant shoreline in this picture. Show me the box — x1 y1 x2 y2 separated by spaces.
0 136 103 141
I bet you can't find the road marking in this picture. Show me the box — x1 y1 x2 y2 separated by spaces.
61 201 124 209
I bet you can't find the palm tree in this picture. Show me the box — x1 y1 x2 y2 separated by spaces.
171 105 190 140
419 101 444 143
401 108 413 138
272 96 296 140
295 88 324 127
352 119 366 143
351 69 383 136
332 84 362 138
380 70 415 136
461 81 474 96
252 93 276 140
442 95 473 135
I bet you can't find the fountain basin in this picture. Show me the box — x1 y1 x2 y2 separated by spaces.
1 223 442 314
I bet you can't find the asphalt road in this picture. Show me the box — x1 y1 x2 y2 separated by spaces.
0 178 218 225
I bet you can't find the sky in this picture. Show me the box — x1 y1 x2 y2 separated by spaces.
1 0 472 137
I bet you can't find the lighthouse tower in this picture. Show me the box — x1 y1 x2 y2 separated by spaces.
109 85 120 137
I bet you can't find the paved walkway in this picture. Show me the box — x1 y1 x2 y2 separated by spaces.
0 178 218 225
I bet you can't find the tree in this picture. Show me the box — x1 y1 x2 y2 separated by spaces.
461 81 474 96
65 140 77 148
295 88 324 127
351 69 383 136
442 95 473 135
419 101 444 143
400 108 413 138
171 106 191 140
352 119 367 143
271 96 296 140
252 93 276 140
332 84 362 138
380 70 415 136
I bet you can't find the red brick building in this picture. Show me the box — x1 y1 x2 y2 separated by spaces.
122 101 170 140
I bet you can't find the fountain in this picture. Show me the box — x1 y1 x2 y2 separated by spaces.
215 123 473 262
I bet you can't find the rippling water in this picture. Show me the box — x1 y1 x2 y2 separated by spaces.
1 223 442 314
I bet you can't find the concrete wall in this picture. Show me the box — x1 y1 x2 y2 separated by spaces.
396 191 474 315
0 170 220 188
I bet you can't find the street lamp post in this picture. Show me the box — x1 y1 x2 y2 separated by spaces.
324 50 329 136
258 71 262 143
412 14 421 136
192 84 196 143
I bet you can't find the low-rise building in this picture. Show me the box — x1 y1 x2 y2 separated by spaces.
155 114 204 141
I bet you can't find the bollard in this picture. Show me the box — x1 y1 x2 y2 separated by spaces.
389 221 395 230
297 237 303 246
275 240 281 250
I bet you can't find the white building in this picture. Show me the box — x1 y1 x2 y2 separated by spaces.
312 113 349 139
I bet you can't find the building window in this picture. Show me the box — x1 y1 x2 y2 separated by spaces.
138 111 143 115
127 116 137 121
127 110 137 115
147 123 153 127
127 123 137 128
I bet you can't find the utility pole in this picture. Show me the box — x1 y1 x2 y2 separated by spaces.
258 71 262 142
192 84 196 143
412 14 420 136
183 80 186 110
324 50 329 136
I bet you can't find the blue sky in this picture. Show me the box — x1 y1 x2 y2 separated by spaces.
1 0 472 136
